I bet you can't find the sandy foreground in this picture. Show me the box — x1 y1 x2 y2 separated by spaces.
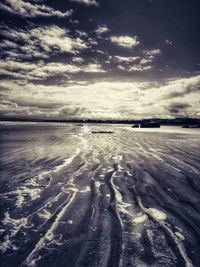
0 123 200 267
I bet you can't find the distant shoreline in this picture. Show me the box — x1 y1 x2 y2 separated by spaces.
0 117 200 126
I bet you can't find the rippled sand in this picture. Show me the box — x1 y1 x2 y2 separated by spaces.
0 123 200 267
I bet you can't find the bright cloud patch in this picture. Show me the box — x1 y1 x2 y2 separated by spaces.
114 56 140 63
70 0 98 6
1 75 199 118
0 60 105 81
95 25 109 35
143 49 161 58
29 27 87 54
128 65 152 72
83 64 105 73
110 36 140 48
0 0 72 18
1 25 89 61
112 48 161 72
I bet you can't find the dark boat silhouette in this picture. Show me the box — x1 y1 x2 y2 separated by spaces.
131 124 139 128
92 131 114 134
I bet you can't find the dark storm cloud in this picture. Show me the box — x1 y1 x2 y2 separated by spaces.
165 79 200 99
167 102 191 114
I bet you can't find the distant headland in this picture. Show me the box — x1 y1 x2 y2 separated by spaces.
0 116 200 126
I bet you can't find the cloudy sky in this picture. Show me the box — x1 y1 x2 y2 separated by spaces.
0 0 200 120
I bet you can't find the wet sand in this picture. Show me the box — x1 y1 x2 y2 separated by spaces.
0 123 200 267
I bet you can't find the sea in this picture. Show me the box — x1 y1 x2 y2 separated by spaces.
0 122 200 267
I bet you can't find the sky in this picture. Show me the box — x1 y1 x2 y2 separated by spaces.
0 0 200 120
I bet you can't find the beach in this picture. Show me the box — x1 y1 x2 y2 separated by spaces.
0 122 200 267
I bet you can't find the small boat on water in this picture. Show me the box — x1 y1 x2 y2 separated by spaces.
132 124 139 128
92 131 114 134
